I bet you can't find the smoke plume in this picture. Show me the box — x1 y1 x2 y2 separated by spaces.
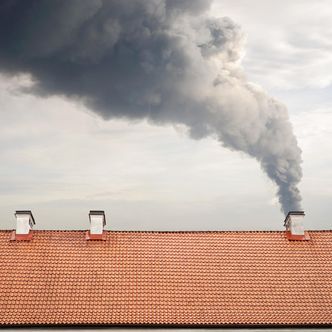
0 0 302 213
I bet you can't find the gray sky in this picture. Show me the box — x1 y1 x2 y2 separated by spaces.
0 0 331 231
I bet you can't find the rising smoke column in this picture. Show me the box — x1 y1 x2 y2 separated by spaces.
0 0 302 213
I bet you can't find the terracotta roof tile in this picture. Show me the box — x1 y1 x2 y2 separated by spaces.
0 230 331 327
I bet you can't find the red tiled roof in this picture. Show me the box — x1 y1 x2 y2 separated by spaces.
0 230 331 327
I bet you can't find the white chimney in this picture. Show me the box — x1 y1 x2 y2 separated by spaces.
284 211 305 236
15 210 35 235
89 210 106 235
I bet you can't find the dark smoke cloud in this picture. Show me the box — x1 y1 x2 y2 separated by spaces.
0 0 302 214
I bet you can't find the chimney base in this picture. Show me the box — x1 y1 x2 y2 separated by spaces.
10 231 33 241
85 230 106 241
285 231 310 241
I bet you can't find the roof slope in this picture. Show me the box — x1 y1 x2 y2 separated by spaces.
0 230 331 327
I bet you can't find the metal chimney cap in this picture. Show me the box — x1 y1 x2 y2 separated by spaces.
15 210 35 225
89 210 105 215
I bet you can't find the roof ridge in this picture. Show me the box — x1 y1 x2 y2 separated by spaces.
1 229 331 233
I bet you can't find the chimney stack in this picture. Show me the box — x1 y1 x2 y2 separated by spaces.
86 210 106 240
284 211 310 240
12 210 35 241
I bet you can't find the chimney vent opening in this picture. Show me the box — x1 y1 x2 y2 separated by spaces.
11 210 35 241
86 210 106 240
284 211 310 240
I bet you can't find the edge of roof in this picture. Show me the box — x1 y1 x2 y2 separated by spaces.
1 322 332 329
0 229 331 234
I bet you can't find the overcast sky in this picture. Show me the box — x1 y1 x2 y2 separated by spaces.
0 0 331 231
